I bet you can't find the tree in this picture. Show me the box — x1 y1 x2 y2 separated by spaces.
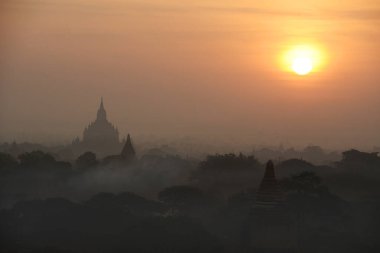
198 153 260 171
281 171 322 194
158 185 206 210
76 152 97 169
18 151 56 168
17 151 71 174
0 152 18 173
276 159 315 178
193 153 262 197
280 171 347 235
337 149 380 172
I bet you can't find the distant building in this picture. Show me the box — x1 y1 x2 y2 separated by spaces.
82 97 120 147
120 134 136 161
246 161 298 253
102 134 137 165
72 98 131 158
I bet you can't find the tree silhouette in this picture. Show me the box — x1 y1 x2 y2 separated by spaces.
281 171 322 194
18 151 56 168
280 171 348 247
198 153 260 171
0 153 18 175
76 152 98 169
158 185 206 211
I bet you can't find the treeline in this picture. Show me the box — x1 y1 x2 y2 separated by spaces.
0 149 380 252
1 149 380 204
1 177 379 252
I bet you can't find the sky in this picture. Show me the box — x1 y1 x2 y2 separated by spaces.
0 0 379 149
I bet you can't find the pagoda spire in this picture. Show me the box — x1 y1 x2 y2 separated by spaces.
255 160 284 209
248 160 298 252
120 134 136 160
96 97 107 121
263 160 275 179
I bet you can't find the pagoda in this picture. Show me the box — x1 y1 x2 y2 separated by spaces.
247 160 298 253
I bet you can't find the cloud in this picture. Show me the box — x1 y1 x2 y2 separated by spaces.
118 2 380 21
332 9 380 21
201 6 380 21
1 0 113 14
2 0 379 22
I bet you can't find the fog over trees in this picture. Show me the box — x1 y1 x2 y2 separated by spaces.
0 147 379 252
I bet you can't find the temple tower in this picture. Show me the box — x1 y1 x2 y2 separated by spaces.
248 161 298 253
96 97 107 121
120 134 136 161
80 98 121 156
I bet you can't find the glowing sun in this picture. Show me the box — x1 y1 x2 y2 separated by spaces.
291 56 313 75
281 45 325 76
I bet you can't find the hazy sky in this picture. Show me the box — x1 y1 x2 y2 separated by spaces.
0 0 379 149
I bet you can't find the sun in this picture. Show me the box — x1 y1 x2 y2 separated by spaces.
291 56 313 75
281 44 325 76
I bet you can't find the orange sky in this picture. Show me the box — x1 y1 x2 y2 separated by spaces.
0 0 379 149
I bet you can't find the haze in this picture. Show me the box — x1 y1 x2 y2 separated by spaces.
1 0 379 149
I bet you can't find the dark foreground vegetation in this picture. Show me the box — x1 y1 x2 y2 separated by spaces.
0 149 379 252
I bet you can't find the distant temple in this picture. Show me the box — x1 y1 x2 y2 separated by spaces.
120 134 136 160
82 97 120 147
102 134 137 165
246 161 298 253
72 98 134 158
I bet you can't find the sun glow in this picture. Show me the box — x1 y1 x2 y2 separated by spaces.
281 45 325 76
292 57 313 75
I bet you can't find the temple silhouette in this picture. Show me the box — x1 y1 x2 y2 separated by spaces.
71 98 133 158
102 133 137 165
82 97 120 147
246 161 298 253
